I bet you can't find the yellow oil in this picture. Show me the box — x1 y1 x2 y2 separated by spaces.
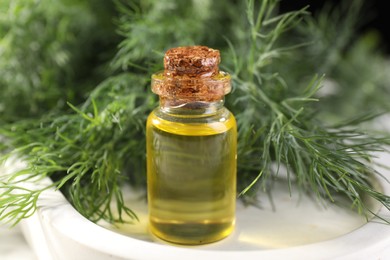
146 108 237 245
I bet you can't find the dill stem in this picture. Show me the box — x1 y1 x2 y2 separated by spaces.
248 0 268 83
254 82 283 116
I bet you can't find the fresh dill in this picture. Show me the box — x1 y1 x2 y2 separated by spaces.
1 73 154 224
228 0 390 219
1 0 390 226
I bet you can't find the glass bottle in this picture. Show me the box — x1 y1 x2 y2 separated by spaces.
146 46 237 245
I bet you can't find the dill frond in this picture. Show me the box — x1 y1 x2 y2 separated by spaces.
227 0 390 221
1 73 155 225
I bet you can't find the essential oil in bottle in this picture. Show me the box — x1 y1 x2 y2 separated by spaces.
146 46 237 245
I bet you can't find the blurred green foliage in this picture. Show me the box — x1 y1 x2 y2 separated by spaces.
0 0 119 121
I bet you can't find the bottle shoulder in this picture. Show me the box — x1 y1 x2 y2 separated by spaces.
147 107 236 136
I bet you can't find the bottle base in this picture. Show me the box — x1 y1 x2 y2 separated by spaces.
149 218 234 245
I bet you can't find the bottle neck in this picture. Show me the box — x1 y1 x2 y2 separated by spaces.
159 98 225 116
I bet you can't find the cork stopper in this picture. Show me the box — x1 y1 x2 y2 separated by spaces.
152 46 231 105
164 46 220 77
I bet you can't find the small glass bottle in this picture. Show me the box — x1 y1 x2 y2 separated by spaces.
146 46 237 245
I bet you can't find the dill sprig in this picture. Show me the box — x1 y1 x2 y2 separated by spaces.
226 0 390 219
1 73 154 225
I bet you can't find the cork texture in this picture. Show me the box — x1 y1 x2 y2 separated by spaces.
164 46 220 77
152 46 231 105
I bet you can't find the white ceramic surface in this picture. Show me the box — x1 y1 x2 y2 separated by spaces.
10 150 390 260
0 223 36 260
